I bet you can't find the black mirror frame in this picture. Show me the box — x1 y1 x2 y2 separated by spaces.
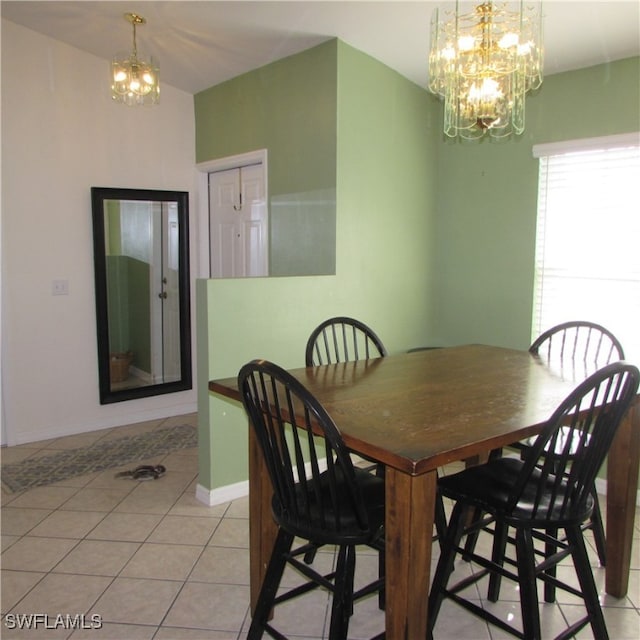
91 187 192 404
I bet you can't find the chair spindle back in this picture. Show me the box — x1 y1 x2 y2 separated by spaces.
530 320 624 381
305 316 387 367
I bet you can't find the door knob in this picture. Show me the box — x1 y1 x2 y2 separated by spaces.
158 292 168 299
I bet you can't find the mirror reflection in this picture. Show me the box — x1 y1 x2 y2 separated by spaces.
91 187 192 404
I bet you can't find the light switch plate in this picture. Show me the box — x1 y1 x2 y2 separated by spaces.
52 279 69 296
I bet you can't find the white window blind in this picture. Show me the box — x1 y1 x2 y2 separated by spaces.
532 136 640 366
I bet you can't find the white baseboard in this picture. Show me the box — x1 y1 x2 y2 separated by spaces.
195 480 249 506
129 366 153 385
194 458 328 507
8 401 197 446
594 477 640 507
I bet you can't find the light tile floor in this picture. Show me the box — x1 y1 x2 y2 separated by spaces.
1 413 639 639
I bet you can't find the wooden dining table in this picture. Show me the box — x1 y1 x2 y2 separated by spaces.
208 344 639 639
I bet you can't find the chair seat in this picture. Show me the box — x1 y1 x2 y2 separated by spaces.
439 457 594 527
273 467 385 545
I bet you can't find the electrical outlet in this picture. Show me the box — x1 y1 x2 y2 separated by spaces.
52 279 69 296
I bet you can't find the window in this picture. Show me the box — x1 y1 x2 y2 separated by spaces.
532 133 640 364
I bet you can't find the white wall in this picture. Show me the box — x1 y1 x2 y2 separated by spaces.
1 19 199 445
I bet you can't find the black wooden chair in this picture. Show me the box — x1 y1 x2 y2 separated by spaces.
239 359 386 640
465 320 625 567
305 318 445 581
305 317 387 475
306 318 446 557
428 361 639 640
305 316 387 367
517 320 625 566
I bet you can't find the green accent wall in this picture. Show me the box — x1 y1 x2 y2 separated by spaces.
433 57 640 351
196 40 438 491
105 256 151 372
104 202 152 373
127 258 151 372
105 200 122 254
106 256 129 352
195 41 337 192
195 40 337 276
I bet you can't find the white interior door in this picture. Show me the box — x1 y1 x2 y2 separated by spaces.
150 203 163 383
162 202 181 382
209 164 268 277
151 202 180 384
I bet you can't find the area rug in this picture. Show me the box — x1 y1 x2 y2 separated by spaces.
1 424 197 493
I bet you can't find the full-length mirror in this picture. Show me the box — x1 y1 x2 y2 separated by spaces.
91 187 192 404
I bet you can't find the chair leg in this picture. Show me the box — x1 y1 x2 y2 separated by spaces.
461 448 503 560
589 490 607 566
487 521 509 602
543 526 559 603
461 505 483 560
303 542 323 565
247 528 294 640
378 545 385 611
566 525 609 640
328 545 356 640
515 527 542 640
427 502 468 635
434 492 447 542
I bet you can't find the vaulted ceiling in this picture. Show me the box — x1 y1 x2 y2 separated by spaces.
3 1 639 95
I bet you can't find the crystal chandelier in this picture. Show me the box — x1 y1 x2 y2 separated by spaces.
429 1 543 139
111 13 159 106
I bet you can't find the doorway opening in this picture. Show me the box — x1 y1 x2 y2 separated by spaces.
196 149 268 278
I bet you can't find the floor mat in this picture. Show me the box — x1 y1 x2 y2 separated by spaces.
1 424 197 493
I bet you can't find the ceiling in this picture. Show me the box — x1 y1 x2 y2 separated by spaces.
2 1 639 95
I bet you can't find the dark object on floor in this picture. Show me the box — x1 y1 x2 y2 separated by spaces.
428 361 639 640
1 424 196 493
115 464 167 480
239 359 385 640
